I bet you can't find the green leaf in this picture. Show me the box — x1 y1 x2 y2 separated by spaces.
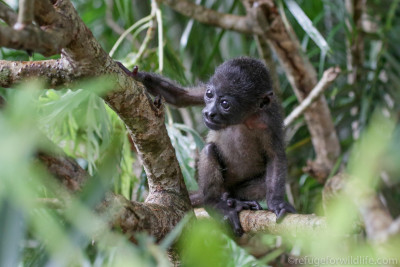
284 0 330 54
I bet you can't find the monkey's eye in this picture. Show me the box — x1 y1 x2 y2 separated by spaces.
205 89 213 99
220 100 230 110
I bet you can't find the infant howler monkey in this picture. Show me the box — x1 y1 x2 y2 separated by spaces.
118 58 295 236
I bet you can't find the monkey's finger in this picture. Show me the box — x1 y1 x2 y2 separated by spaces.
229 215 244 237
249 201 262 210
227 199 235 207
286 205 296 213
236 203 249 212
276 209 287 222
153 95 162 108
279 202 296 213
132 66 139 75
221 192 229 201
240 200 262 210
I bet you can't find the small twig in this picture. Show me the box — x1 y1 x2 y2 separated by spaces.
284 67 341 127
105 0 135 44
133 16 156 65
153 0 164 72
14 0 35 30
109 15 153 57
162 0 263 35
0 2 17 25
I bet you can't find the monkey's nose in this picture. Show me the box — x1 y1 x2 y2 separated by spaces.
204 111 216 120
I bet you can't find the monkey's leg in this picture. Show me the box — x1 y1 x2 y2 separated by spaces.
265 149 296 221
198 143 248 236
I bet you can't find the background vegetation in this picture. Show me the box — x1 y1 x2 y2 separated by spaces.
1 0 399 266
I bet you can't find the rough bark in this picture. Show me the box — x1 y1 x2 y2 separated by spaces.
162 0 341 182
37 151 87 192
0 59 75 88
0 0 191 241
195 208 326 236
251 0 341 181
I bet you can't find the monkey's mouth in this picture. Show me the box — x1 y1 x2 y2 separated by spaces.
203 118 226 130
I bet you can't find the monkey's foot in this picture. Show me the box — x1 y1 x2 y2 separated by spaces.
214 193 262 236
268 199 296 222
221 192 262 211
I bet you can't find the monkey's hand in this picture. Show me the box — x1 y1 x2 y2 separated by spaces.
214 193 262 236
267 199 296 222
116 62 146 81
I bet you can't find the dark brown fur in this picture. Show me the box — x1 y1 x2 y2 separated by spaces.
118 58 295 235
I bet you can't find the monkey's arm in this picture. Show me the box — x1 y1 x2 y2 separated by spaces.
117 62 205 107
198 143 260 236
265 140 296 220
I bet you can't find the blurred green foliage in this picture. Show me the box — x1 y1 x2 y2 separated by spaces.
1 0 400 266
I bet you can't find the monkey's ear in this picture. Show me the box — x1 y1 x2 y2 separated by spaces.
259 91 274 109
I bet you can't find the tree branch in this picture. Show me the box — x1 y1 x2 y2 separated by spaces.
34 0 59 26
0 1 17 25
0 59 75 88
254 0 341 181
0 24 70 56
1 0 192 241
195 208 326 235
161 0 264 35
0 0 75 56
284 67 341 127
37 151 87 192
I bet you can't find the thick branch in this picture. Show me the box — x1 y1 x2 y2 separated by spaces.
0 0 75 57
254 0 340 180
35 141 190 241
0 0 192 241
0 59 75 88
162 0 263 35
0 2 17 25
284 67 341 127
37 151 87 192
34 0 59 26
195 208 326 235
0 24 70 56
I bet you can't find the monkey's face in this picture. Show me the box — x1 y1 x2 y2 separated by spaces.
202 85 255 130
